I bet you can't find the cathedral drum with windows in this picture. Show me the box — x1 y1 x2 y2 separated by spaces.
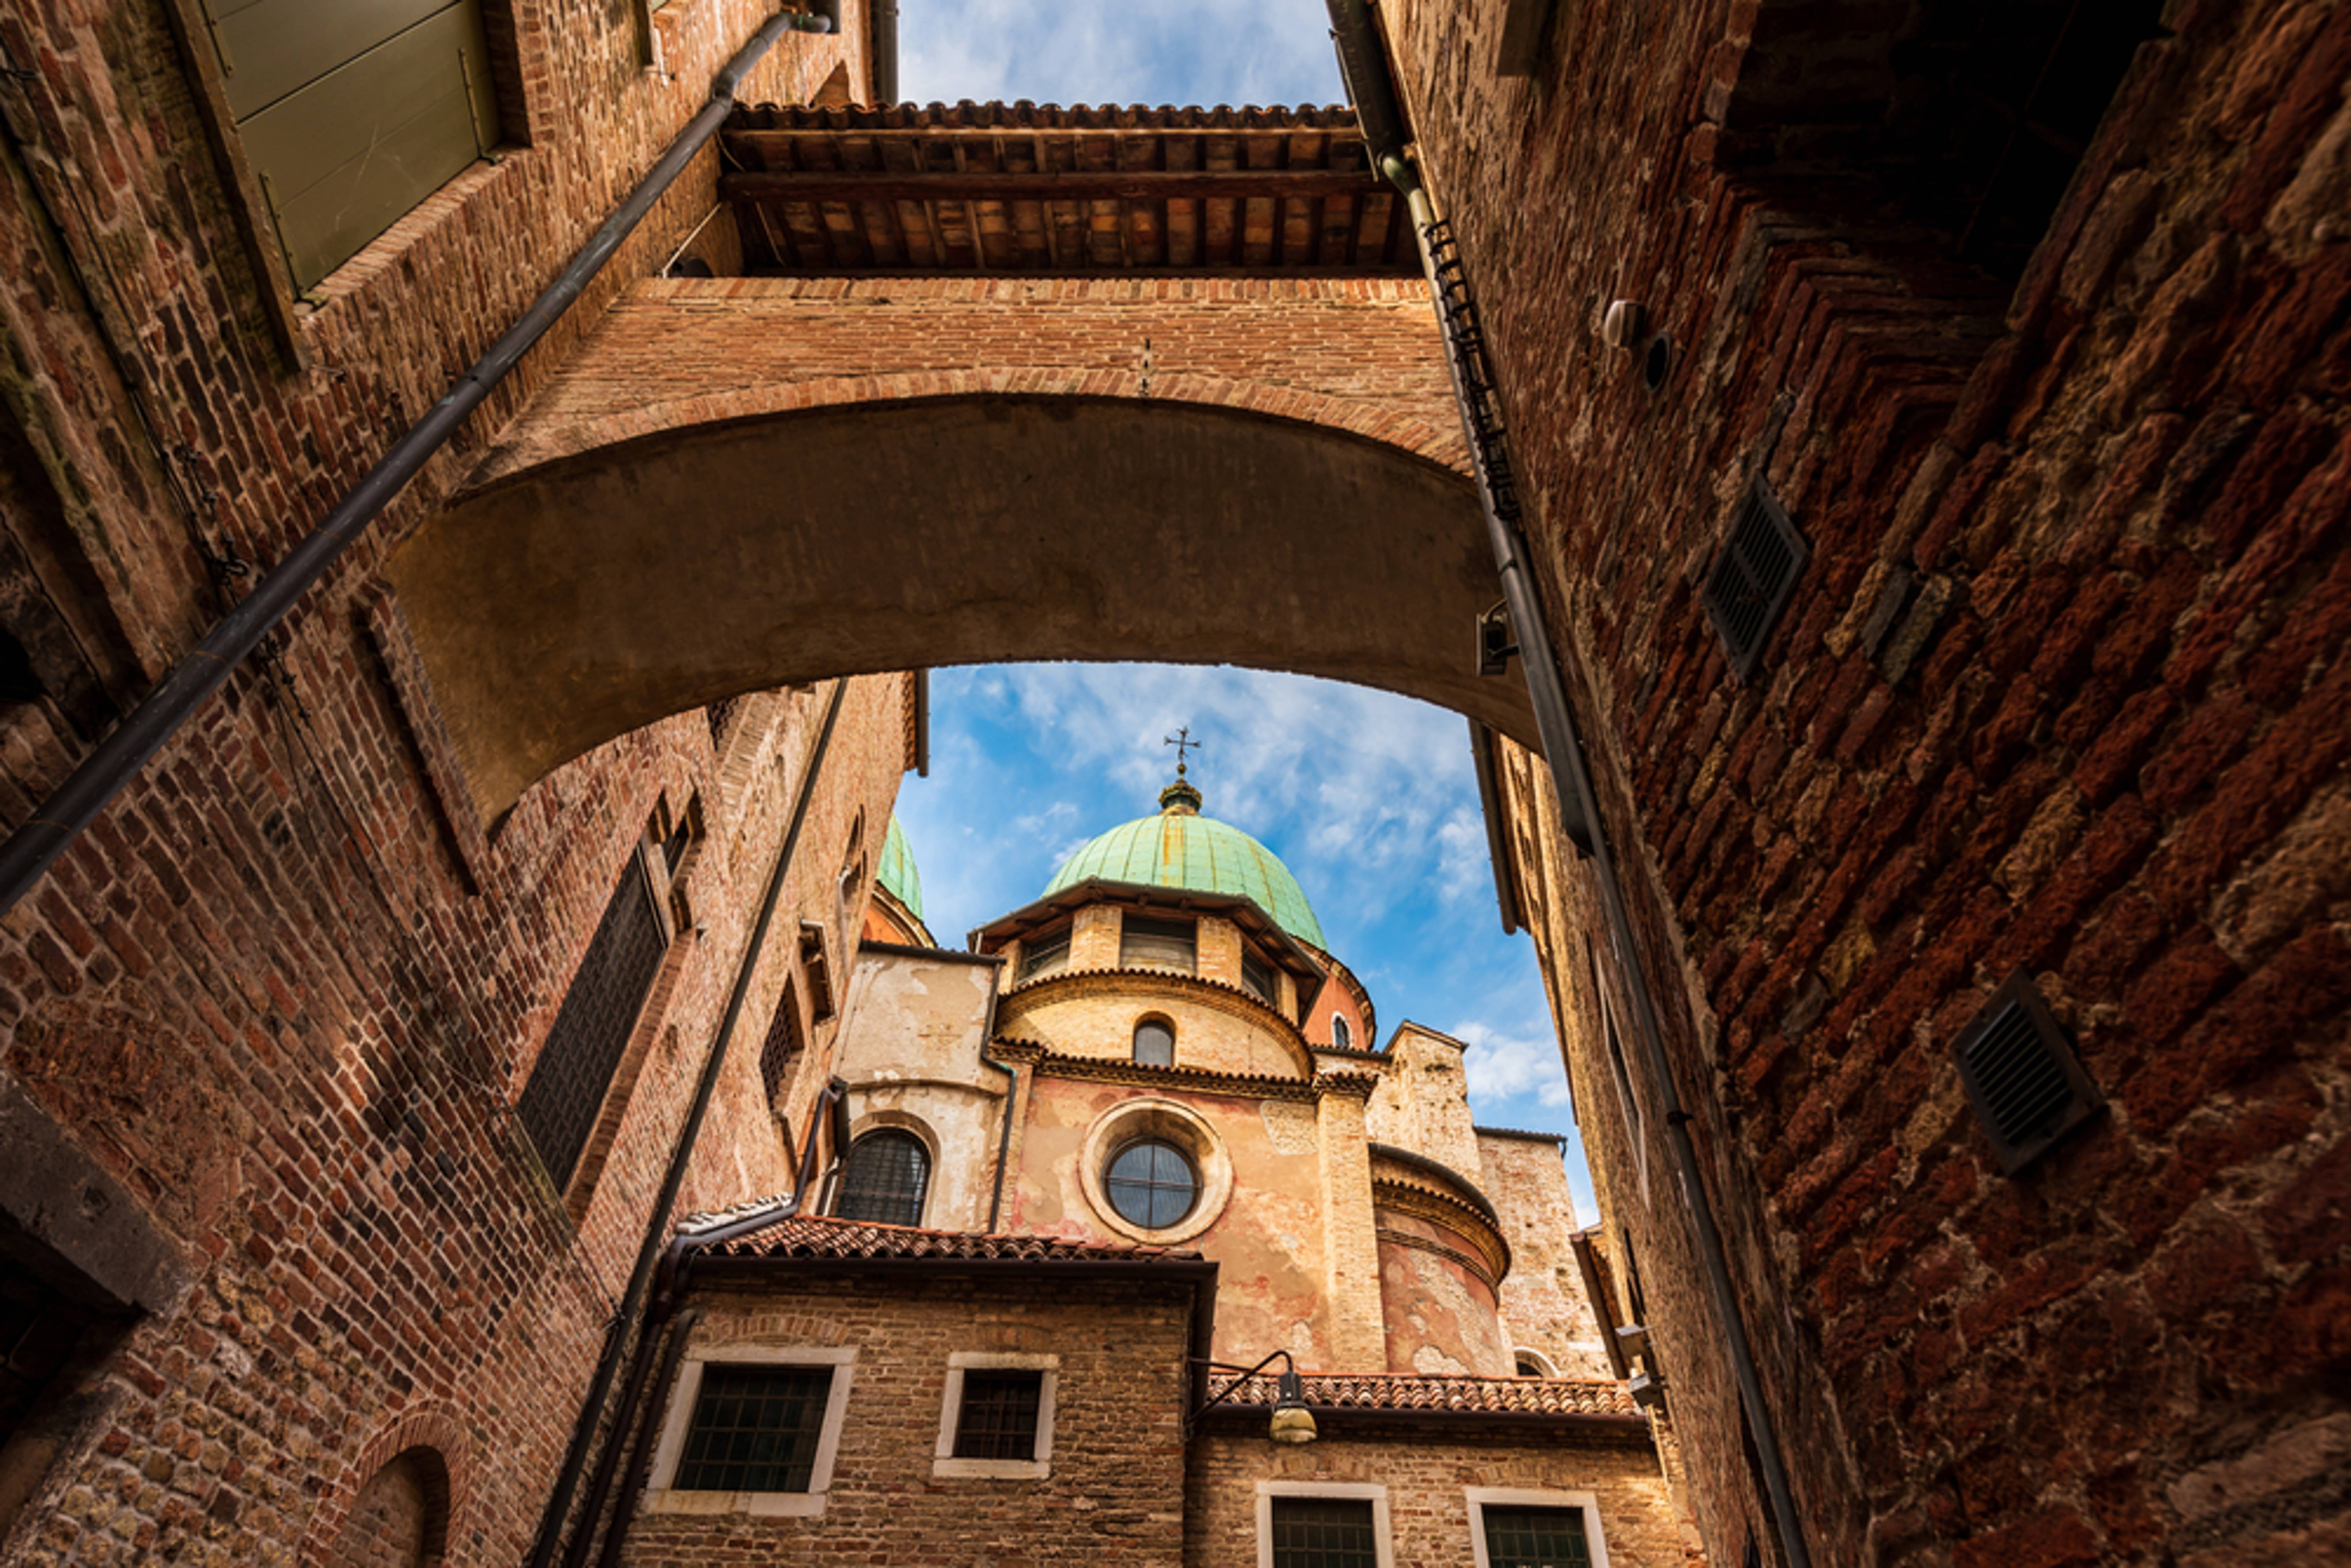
617 782 1700 1567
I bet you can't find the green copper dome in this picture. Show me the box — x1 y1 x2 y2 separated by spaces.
877 815 923 921
1044 786 1325 949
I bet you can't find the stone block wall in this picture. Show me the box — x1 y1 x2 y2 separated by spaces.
1398 0 2351 1561
1476 1131 1612 1381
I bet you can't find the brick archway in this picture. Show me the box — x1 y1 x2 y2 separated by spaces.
385 277 1522 822
391 392 1522 821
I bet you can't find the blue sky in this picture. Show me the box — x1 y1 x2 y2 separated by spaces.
893 665 1600 1224
900 0 1343 108
885 7 1597 1221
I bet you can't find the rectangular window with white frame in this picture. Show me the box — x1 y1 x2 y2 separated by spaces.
644 1346 855 1517
933 1351 1057 1479
1467 1487 1612 1568
1256 1482 1394 1568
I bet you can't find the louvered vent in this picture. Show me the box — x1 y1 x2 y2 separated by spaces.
1954 973 2103 1174
1700 479 1809 681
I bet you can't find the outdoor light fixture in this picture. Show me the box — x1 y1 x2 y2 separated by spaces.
1192 1350 1320 1445
1270 1368 1319 1445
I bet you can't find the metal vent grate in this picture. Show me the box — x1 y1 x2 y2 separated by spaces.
517 853 668 1190
1954 972 2103 1174
1701 479 1809 681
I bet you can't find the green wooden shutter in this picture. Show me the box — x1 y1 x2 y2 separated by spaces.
203 0 501 289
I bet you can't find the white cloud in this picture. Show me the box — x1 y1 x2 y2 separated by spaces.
1451 1019 1573 1113
898 0 1341 109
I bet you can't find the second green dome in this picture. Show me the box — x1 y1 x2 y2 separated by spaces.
1044 788 1325 949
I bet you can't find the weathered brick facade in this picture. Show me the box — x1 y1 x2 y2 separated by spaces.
618 1270 1198 1568
0 2 912 1562
6 0 2344 1561
1397 0 2351 1561
1187 1423 1696 1566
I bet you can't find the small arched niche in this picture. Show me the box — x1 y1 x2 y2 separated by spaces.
326 1445 450 1568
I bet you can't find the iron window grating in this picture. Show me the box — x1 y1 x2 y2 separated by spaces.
516 852 667 1190
836 1130 929 1226
1271 1498 1380 1568
1482 1505 1592 1568
756 986 801 1107
952 1370 1043 1460
1953 971 2104 1174
1105 1138 1199 1229
1700 478 1809 682
674 1364 833 1493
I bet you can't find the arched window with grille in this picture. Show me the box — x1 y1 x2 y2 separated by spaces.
835 1130 929 1227
1331 1014 1352 1051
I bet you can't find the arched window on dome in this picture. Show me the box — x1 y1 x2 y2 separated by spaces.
836 1130 929 1227
1133 1018 1175 1068
1331 1015 1352 1051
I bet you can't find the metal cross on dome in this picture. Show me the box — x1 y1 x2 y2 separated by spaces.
1164 726 1203 779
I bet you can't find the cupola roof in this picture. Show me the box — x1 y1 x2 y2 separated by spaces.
1043 781 1325 949
876 815 923 920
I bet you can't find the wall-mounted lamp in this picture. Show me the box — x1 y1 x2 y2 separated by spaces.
1193 1350 1320 1445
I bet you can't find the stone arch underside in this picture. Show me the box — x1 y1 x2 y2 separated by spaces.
389 394 1532 821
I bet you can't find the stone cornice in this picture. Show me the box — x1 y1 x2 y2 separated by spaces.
992 1037 1378 1104
998 964 1317 1077
1372 1177 1512 1283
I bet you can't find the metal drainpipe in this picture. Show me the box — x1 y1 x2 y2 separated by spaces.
589 1304 701 1568
1320 4 1813 1565
0 7 832 919
570 1076 845 1568
972 957 1014 1231
527 679 848 1568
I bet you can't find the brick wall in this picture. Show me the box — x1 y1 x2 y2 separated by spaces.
617 1273 1194 1568
1392 0 2351 1561
467 275 1464 483
1186 1425 1693 1566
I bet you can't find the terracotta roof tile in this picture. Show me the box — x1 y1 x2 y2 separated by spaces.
1212 1370 1640 1419
705 1213 1206 1265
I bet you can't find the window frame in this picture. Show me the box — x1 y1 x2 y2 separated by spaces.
1465 1488 1612 1568
1330 1014 1352 1051
1132 1015 1177 1068
514 810 688 1202
834 1126 932 1228
1017 926 1072 982
646 1346 857 1518
1255 1482 1394 1568
1119 913 1198 973
1103 1136 1200 1231
932 1352 1057 1480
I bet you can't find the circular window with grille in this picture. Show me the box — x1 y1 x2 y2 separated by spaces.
1104 1138 1198 1229
1078 1098 1232 1244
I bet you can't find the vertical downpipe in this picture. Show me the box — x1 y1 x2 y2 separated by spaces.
1319 3 1816 1565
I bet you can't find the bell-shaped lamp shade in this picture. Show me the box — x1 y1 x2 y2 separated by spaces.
1269 1368 1318 1444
